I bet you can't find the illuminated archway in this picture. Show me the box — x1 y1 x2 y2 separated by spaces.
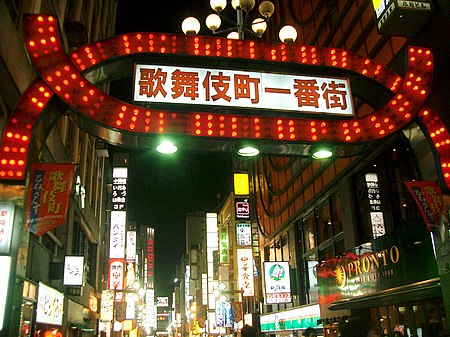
1 14 447 188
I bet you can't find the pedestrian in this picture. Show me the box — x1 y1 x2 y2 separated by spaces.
339 317 380 337
304 327 317 337
241 324 258 337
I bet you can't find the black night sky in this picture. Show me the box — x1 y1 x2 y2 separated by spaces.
114 1 234 296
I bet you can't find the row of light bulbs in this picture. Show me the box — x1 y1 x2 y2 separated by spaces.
181 0 298 42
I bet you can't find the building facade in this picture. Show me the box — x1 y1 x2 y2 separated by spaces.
0 1 118 337
256 1 449 337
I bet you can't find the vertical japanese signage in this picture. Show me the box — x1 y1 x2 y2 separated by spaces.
63 256 84 286
404 181 443 232
236 248 254 296
0 202 15 254
263 262 292 304
219 226 229 264
365 173 386 238
206 213 219 310
126 230 136 260
146 227 155 289
109 158 128 298
112 167 127 211
36 282 64 325
110 211 126 258
100 290 114 321
145 289 157 329
216 301 232 327
236 223 252 246
109 259 125 293
26 163 76 236
234 173 249 195
133 65 354 116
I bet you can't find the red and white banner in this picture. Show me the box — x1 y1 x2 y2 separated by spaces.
404 180 444 231
26 163 76 236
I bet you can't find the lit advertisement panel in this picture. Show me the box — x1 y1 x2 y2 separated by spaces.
63 256 84 286
0 256 11 330
36 282 64 325
236 248 254 296
264 262 292 304
0 202 15 254
133 65 354 117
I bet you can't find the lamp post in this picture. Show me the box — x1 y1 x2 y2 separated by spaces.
181 0 298 42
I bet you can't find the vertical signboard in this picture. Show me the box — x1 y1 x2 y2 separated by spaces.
109 259 125 299
206 213 219 310
234 173 249 195
26 163 76 236
100 290 114 321
216 301 232 327
236 248 254 296
0 256 11 330
126 230 137 260
263 262 292 304
109 155 128 305
146 227 155 289
0 202 15 254
219 226 229 264
236 223 252 246
235 197 250 220
365 173 386 238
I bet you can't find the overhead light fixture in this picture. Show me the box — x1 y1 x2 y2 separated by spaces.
310 146 334 159
279 25 298 43
156 141 178 154
237 145 260 157
183 0 277 40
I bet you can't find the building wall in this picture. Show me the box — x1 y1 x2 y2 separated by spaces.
0 1 118 336
255 0 449 335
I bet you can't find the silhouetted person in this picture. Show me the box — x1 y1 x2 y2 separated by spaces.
304 327 317 337
241 324 258 337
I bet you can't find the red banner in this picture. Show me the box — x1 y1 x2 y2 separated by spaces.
26 163 76 236
404 180 443 231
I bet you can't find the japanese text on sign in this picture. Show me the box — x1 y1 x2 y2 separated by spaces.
133 64 354 116
237 248 254 296
365 173 385 238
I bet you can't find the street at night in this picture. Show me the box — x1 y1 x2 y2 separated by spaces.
0 1 449 337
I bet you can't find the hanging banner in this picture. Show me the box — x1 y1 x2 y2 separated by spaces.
404 180 443 231
26 163 76 236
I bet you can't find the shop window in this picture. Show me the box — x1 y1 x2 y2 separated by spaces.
318 245 334 262
303 213 316 250
305 253 319 303
317 202 332 243
330 192 343 234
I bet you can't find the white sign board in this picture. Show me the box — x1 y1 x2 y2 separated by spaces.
264 261 292 304
36 282 64 325
100 290 114 321
0 202 15 254
126 231 137 260
133 64 354 116
236 248 254 296
110 211 126 258
0 256 11 330
63 256 84 286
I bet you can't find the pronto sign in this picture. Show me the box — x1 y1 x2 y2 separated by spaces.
133 64 354 116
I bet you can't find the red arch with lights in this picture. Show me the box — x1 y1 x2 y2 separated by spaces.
1 14 448 188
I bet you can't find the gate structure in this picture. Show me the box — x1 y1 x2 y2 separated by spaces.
0 14 446 190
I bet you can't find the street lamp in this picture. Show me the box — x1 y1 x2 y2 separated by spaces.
181 0 297 41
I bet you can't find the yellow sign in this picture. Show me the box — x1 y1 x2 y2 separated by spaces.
234 173 249 195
